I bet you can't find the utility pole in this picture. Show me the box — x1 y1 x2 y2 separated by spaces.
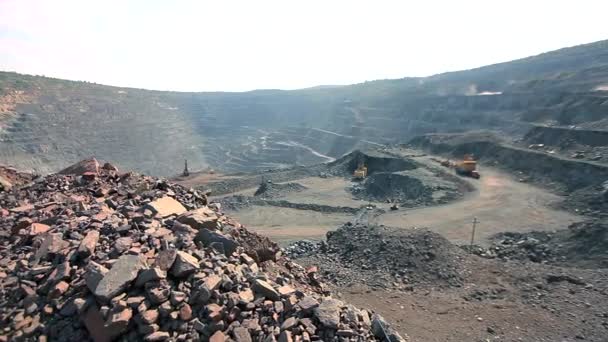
469 217 479 248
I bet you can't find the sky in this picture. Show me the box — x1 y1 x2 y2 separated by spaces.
1 0 607 92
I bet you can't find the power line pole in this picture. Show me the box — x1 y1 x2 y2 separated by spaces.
470 217 479 248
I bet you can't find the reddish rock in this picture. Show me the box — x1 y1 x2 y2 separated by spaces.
78 230 100 257
82 172 97 181
59 158 100 175
177 207 219 230
232 327 252 342
144 196 186 218
102 162 119 172
49 281 69 299
9 204 34 213
105 307 132 336
239 289 254 303
140 309 159 324
178 303 192 321
144 331 170 341
204 274 221 291
83 306 111 342
209 331 226 342
277 285 296 297
153 249 177 271
28 223 50 236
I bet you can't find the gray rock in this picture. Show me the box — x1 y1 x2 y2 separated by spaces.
371 313 406 342
280 317 297 331
94 255 147 301
195 229 238 256
233 326 253 342
136 267 166 287
253 279 280 301
297 296 319 313
153 249 177 271
314 298 342 329
85 261 109 293
170 251 199 277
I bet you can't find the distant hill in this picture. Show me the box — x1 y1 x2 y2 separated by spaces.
2 40 608 175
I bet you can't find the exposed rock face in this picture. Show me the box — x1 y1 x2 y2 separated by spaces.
0 159 404 341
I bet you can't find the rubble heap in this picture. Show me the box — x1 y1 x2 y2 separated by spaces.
0 165 35 192
469 220 608 268
294 223 468 289
253 182 307 200
0 159 405 341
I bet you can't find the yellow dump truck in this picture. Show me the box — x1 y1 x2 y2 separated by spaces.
455 155 480 179
353 163 368 180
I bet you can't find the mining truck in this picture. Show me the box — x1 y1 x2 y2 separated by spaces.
353 162 367 180
455 154 480 179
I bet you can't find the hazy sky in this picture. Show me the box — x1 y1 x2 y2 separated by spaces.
1 0 607 92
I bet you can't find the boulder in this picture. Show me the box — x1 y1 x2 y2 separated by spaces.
253 279 280 301
59 158 100 175
144 196 187 217
78 230 100 257
314 299 342 329
195 229 238 256
0 175 12 191
177 207 219 230
94 255 147 301
170 251 199 278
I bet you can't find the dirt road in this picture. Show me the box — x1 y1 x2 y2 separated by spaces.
379 157 584 245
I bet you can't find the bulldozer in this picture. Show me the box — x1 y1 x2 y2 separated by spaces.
455 154 480 179
353 162 367 180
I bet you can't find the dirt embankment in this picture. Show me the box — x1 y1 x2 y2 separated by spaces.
523 125 608 162
198 166 323 196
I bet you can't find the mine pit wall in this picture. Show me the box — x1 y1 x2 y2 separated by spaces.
411 137 608 192
524 126 608 147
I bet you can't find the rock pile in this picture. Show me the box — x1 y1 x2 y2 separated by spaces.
284 241 325 259
253 182 307 200
0 160 406 341
0 165 35 192
467 231 557 263
469 220 608 268
294 223 468 289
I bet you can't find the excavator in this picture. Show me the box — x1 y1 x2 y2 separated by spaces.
455 154 480 179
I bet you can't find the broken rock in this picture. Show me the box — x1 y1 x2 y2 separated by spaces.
177 207 219 230
94 255 147 301
59 158 100 175
170 251 199 278
78 230 100 257
144 196 187 217
253 279 280 301
314 298 342 329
